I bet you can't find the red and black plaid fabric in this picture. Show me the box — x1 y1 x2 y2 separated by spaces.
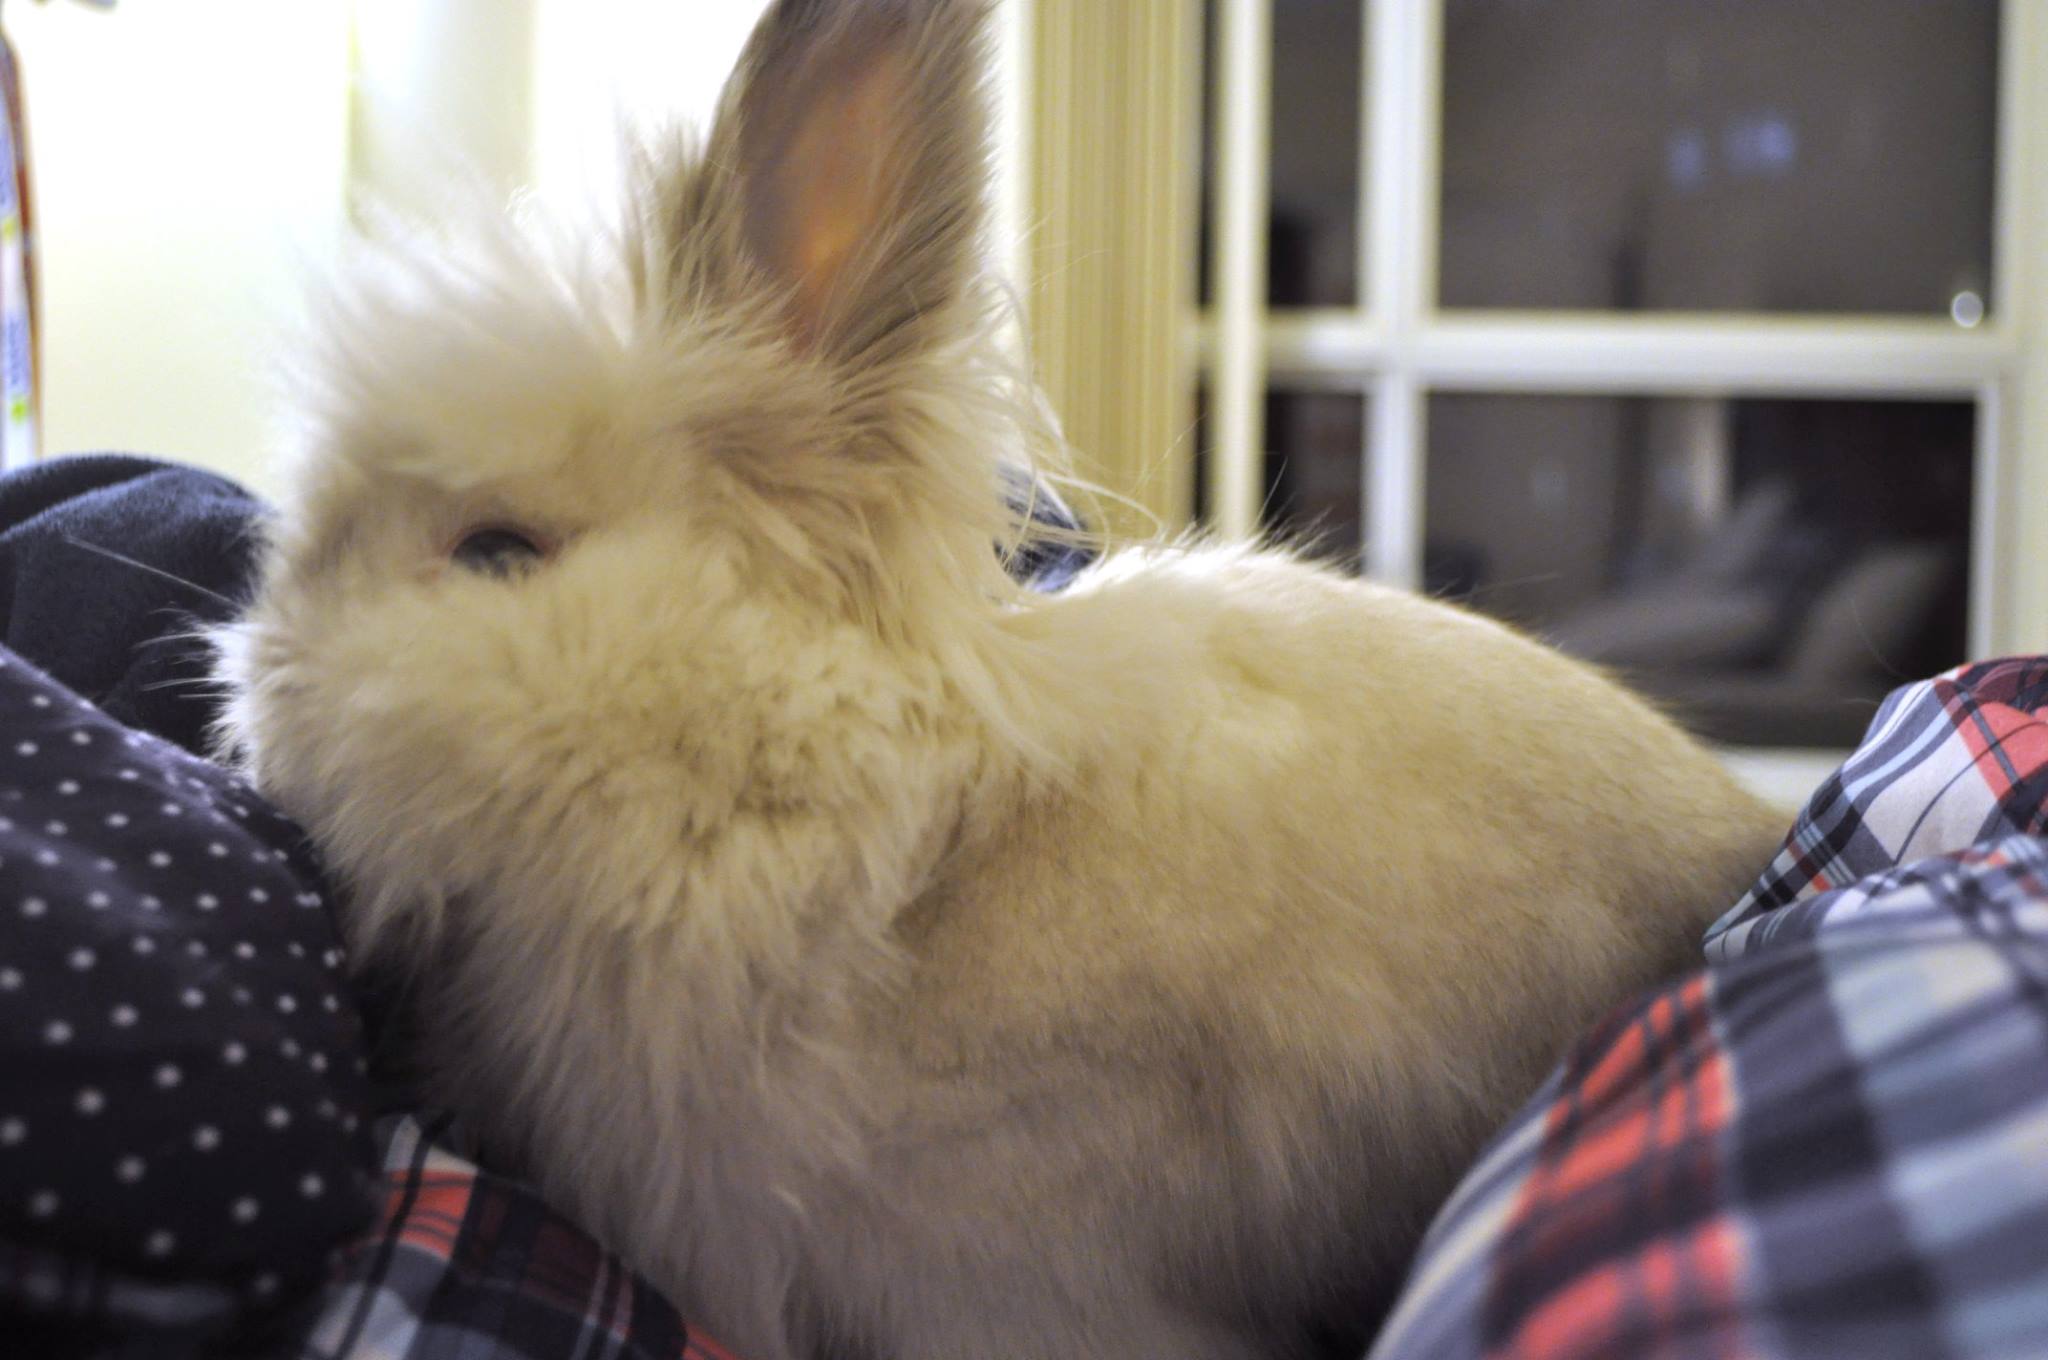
296 1116 740 1360
1372 656 2048 1360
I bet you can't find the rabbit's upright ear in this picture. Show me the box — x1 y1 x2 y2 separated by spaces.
715 0 991 363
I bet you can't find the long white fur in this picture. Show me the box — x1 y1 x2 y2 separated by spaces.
214 3 1786 1357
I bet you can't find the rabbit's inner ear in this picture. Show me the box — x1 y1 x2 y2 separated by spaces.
719 0 987 363
740 47 914 350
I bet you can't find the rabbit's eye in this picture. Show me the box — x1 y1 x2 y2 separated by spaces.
451 526 545 579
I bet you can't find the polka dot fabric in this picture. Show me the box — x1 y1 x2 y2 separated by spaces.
0 646 378 1307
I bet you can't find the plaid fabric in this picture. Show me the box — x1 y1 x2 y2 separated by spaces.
1712 653 2048 950
294 1116 741 1360
1370 655 2048 1360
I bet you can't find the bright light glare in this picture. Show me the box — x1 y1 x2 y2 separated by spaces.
531 0 773 205
1950 290 1985 329
7 0 350 489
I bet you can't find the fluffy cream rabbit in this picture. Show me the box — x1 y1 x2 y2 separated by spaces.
216 1 1784 1356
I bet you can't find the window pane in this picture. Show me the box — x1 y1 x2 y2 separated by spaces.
1198 0 1364 308
1439 1 1998 316
1195 387 1367 563
1271 0 1362 306
1426 394 1973 748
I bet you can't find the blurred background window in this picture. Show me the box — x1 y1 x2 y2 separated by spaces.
1195 383 1368 564
1089 0 2048 785
1425 393 1973 749
1438 0 1998 316
1198 0 1365 309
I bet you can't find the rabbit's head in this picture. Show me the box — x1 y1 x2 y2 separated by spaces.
217 0 1049 983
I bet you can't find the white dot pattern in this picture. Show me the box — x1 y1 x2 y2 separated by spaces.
0 655 374 1291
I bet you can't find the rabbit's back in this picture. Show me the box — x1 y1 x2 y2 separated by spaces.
796 544 1782 1357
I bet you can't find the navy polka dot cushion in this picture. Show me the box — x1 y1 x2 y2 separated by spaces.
0 645 377 1316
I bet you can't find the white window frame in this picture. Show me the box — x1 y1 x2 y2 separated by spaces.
1202 0 2047 666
